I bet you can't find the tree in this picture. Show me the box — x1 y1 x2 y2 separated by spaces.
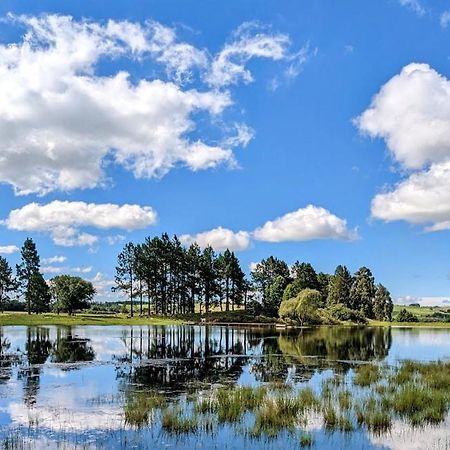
327 265 353 307
16 238 45 314
0 257 16 312
279 289 322 325
51 275 96 315
317 272 331 305
114 242 136 317
396 308 418 323
199 246 219 314
264 275 287 317
373 284 393 321
291 262 319 294
349 267 375 318
251 256 290 316
28 272 51 313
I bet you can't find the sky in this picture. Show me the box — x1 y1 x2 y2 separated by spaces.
0 0 449 305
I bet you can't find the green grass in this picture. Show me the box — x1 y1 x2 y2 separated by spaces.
0 312 186 326
299 432 314 447
124 391 166 427
353 364 381 387
161 409 199 434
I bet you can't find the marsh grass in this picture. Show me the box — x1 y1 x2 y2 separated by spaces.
338 390 352 410
297 387 320 411
353 364 381 387
299 432 314 447
161 409 199 434
124 391 166 427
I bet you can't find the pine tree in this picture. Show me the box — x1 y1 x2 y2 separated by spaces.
16 238 41 315
291 262 319 295
374 284 393 321
327 265 353 307
114 242 136 317
0 256 16 312
28 272 51 313
349 267 376 318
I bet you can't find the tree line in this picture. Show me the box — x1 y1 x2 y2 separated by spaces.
0 238 95 314
114 233 393 321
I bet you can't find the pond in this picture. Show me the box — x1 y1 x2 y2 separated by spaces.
0 325 449 449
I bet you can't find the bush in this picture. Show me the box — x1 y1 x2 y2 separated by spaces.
326 303 367 324
279 289 322 325
396 308 418 322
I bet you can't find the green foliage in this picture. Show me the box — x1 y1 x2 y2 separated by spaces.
326 303 367 324
0 256 16 312
327 265 353 307
51 275 95 315
290 262 319 296
396 308 418 322
279 289 322 325
373 284 393 321
349 267 376 318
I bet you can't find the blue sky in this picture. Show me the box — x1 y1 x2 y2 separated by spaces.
0 0 449 304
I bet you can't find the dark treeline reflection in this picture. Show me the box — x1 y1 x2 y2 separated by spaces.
115 326 392 391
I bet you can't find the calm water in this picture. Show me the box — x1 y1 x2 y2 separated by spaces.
0 325 449 449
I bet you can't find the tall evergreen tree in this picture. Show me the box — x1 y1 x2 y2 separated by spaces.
28 272 51 313
291 262 319 295
114 242 136 317
374 284 393 321
0 256 16 312
327 265 353 307
349 267 376 318
16 238 41 314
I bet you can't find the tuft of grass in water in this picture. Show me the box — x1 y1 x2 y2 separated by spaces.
250 395 304 438
298 387 320 411
124 391 166 427
338 390 352 410
299 432 314 447
268 380 293 391
323 403 337 430
355 404 391 434
161 409 199 434
389 383 448 426
353 364 381 387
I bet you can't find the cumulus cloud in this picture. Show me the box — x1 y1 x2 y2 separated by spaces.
357 64 450 231
253 205 358 242
0 14 268 195
3 201 157 246
179 227 251 251
355 64 450 170
0 245 19 254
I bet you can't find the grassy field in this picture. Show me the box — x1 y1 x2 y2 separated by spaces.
0 312 188 326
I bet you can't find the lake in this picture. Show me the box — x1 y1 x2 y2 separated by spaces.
0 325 449 449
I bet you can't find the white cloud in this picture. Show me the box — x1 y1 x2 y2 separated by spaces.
42 265 92 274
395 295 450 307
43 255 67 264
91 272 117 302
0 14 266 195
399 0 425 15
371 161 450 230
441 11 450 28
3 201 157 246
355 63 450 170
179 227 251 251
206 22 291 87
357 64 450 231
105 234 126 245
0 245 19 254
253 205 358 242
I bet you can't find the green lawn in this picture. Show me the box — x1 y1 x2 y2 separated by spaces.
0 312 187 326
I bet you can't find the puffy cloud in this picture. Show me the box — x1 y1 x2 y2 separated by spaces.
0 14 254 195
43 255 67 264
3 201 157 246
399 0 425 15
180 227 251 251
206 22 291 87
253 205 358 242
355 63 450 170
371 162 450 230
357 64 450 231
0 245 19 254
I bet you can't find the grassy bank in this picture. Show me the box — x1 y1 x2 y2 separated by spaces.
0 312 187 326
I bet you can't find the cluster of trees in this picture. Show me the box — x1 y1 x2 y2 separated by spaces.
0 238 95 314
250 257 393 322
114 234 248 316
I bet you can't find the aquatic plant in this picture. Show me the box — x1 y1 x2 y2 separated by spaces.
353 364 381 386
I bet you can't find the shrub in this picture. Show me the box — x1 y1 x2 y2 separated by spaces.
326 303 367 324
279 289 322 325
396 308 418 322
